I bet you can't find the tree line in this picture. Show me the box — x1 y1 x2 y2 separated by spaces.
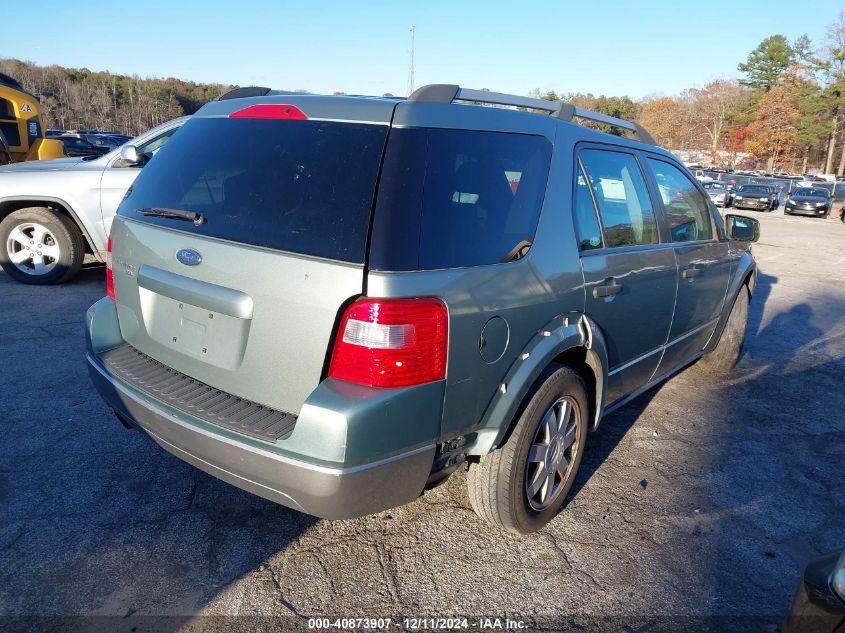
3 10 844 174
533 12 845 174
0 58 230 135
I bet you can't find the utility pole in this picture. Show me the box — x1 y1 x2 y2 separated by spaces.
407 25 415 96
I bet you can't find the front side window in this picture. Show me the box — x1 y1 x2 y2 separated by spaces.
579 149 658 248
0 97 14 120
647 159 713 243
137 127 179 163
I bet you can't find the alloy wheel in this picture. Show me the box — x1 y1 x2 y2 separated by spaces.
524 396 581 511
5 222 60 275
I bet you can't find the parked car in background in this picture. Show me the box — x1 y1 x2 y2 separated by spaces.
89 135 128 151
57 136 109 158
62 130 131 146
702 180 734 207
785 187 832 217
86 85 759 534
0 117 187 284
732 184 778 211
783 549 845 633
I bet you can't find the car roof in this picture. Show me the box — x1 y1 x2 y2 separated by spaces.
194 87 677 162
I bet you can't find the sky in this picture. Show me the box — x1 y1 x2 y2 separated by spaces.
3 0 843 99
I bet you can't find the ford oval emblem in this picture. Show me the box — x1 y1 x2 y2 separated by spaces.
176 248 202 266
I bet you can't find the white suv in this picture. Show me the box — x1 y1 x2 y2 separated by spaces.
0 117 186 284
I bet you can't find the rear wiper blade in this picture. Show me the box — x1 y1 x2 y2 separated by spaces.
138 207 206 226
500 238 533 263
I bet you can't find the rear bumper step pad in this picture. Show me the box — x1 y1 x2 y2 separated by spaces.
99 345 296 441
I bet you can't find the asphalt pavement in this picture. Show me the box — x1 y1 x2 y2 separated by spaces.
1 209 843 632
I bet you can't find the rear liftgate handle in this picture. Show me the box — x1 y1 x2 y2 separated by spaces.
592 278 623 300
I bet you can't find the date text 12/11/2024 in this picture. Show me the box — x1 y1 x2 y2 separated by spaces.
307 618 528 630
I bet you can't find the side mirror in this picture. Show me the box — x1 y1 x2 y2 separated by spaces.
725 214 759 242
119 144 141 166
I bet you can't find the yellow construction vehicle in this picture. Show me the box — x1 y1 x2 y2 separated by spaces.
0 73 64 164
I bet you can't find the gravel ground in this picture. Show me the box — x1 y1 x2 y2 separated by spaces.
1 210 843 632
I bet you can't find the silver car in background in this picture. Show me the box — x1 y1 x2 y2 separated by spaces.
702 180 734 207
0 117 187 284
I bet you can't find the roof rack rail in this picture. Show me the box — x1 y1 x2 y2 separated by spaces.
407 84 656 145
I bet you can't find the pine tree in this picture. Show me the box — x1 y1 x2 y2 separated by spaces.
738 35 795 90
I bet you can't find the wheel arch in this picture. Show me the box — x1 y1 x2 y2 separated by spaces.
704 251 756 353
467 314 609 457
0 196 100 260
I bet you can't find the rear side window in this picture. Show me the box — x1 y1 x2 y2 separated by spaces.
579 149 658 248
369 128 552 270
647 159 713 242
119 117 388 263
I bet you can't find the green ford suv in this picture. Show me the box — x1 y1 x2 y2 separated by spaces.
86 85 760 533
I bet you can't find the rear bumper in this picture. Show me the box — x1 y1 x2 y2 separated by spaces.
88 353 435 519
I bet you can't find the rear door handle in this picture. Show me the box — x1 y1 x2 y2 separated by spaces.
682 266 702 280
592 280 623 299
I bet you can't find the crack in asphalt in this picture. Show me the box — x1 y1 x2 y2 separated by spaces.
1 213 843 620
375 543 401 606
266 564 306 618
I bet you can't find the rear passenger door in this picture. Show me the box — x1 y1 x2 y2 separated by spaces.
644 158 731 373
575 146 677 405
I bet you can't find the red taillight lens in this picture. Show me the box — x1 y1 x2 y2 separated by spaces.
106 236 115 301
328 297 448 388
228 104 308 120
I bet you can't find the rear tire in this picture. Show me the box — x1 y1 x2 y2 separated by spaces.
0 207 85 284
467 365 588 534
696 286 750 375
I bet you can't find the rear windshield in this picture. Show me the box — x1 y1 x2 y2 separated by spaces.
369 128 552 271
118 117 388 263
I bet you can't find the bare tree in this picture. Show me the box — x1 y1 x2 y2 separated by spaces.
686 80 750 157
0 58 230 135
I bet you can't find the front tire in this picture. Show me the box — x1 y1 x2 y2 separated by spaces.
696 286 750 375
0 207 85 284
467 365 588 534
